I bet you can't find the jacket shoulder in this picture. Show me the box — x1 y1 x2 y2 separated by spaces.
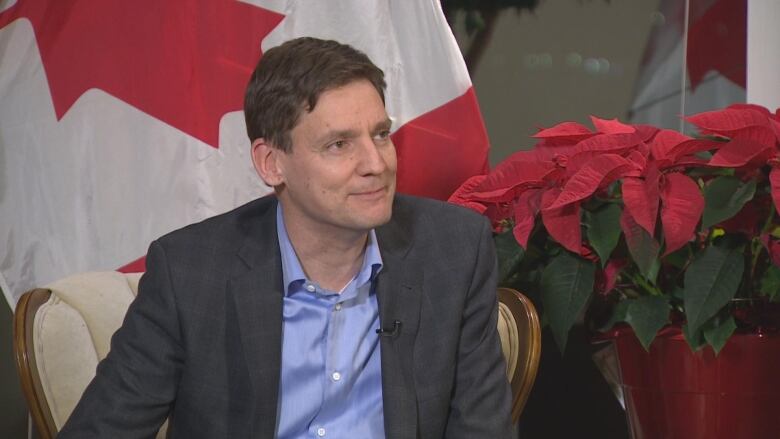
155 195 276 251
393 194 490 233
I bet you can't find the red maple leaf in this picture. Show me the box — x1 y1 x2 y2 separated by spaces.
0 1 284 148
687 0 746 90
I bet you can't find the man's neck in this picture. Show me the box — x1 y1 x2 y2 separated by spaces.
282 213 368 292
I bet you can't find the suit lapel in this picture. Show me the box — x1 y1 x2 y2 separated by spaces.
229 200 284 438
376 205 423 439
226 196 424 438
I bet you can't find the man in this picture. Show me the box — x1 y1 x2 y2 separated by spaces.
59 37 512 438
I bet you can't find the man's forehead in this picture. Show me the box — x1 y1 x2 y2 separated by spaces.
331 116 392 135
303 87 388 120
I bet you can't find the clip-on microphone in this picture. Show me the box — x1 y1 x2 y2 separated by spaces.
376 320 402 337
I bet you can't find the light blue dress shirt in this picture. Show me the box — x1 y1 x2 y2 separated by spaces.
275 205 385 439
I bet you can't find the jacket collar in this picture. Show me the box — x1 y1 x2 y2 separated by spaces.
231 197 284 438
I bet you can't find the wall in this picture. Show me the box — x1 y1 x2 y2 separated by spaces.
451 0 660 165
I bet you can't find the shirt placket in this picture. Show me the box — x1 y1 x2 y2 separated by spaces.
309 289 344 438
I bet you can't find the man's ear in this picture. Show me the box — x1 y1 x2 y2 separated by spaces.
251 138 285 187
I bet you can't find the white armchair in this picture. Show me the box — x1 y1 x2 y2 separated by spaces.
13 271 167 439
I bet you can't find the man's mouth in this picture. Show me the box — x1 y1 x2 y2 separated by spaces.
353 187 386 198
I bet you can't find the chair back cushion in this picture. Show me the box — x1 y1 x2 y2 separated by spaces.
497 301 519 379
34 272 140 429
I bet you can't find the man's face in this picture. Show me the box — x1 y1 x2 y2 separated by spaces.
271 79 397 235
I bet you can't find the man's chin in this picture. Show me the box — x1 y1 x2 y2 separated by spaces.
368 208 393 228
345 190 394 229
356 205 393 230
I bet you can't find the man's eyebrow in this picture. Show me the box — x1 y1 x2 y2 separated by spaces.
315 128 359 145
374 118 393 132
315 118 393 144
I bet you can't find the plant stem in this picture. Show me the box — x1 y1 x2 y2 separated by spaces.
760 204 776 235
624 271 663 297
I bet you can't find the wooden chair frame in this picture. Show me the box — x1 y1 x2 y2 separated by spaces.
498 287 542 422
14 288 58 439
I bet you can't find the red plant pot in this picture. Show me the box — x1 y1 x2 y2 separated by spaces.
611 326 780 439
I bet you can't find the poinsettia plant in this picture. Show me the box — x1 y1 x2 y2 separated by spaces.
450 104 780 354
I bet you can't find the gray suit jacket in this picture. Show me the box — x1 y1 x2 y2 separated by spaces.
59 194 513 438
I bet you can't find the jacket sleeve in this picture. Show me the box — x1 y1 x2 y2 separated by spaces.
445 217 515 439
58 240 183 438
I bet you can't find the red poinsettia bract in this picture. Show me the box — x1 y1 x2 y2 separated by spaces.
450 104 780 266
687 104 780 215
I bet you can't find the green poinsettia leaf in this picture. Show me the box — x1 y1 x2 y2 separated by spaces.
494 228 525 284
585 203 622 268
671 285 685 301
541 251 596 354
624 296 670 351
663 248 689 270
683 245 744 335
702 315 737 355
621 210 661 282
683 323 706 351
701 176 756 230
630 232 661 282
601 296 669 351
760 265 780 301
601 300 630 332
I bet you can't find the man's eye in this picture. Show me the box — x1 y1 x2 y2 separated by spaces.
328 140 347 150
375 130 391 141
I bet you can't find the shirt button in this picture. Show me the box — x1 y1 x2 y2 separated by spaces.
331 371 341 381
317 427 326 437
305 284 316 293
334 303 342 311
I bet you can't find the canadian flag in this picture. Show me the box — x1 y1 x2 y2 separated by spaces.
0 0 490 306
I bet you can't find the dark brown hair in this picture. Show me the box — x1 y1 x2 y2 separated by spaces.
244 37 386 152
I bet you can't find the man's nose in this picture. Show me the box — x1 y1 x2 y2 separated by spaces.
356 137 389 175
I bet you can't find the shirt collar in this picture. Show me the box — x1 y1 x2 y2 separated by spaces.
276 203 383 296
